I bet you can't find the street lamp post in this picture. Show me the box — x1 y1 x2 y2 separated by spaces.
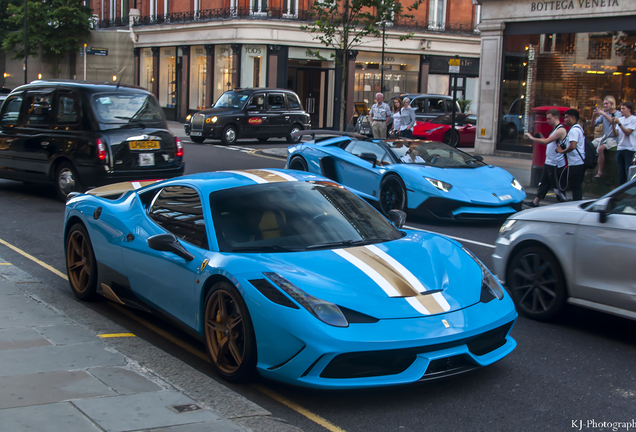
24 0 27 84
380 21 385 94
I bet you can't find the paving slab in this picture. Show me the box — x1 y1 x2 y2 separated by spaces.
73 391 226 432
89 366 163 395
0 327 52 350
132 419 246 432
0 262 40 283
0 292 70 328
36 324 98 345
0 276 23 294
0 341 125 377
0 402 102 431
0 370 116 409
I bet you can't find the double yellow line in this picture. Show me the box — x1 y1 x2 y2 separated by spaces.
0 236 346 432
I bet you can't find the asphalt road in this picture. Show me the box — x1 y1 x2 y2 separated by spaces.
0 137 635 432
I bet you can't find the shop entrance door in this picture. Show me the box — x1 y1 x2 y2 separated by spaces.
290 68 329 129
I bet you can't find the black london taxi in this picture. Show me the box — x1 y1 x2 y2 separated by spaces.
184 88 311 145
0 80 184 200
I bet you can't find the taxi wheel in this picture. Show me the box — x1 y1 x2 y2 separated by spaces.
55 162 83 201
221 125 238 145
506 246 567 321
203 282 256 382
191 136 205 144
287 124 303 143
65 224 98 300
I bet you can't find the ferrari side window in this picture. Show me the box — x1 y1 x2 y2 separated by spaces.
148 186 208 249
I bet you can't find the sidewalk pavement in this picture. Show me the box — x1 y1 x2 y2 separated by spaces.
0 259 302 432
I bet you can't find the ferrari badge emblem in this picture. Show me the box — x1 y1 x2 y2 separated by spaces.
441 319 450 328
200 259 209 273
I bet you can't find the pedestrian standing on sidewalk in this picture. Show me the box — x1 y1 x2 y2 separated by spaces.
400 98 416 138
391 98 402 137
592 95 621 178
523 108 567 207
369 93 391 139
612 101 636 185
556 109 586 201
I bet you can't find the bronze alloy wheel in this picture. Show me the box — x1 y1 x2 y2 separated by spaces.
66 224 97 300
204 282 256 381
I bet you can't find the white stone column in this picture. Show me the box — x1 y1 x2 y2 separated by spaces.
474 21 504 155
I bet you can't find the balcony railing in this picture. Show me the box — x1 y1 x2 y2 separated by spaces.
117 8 477 35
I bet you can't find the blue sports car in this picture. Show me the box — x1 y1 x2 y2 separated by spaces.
286 132 526 220
64 169 517 389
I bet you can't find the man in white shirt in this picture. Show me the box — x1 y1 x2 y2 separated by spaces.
592 95 621 178
612 101 636 185
556 109 586 201
369 93 391 139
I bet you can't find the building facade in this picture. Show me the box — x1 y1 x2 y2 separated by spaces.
474 0 636 155
73 0 484 126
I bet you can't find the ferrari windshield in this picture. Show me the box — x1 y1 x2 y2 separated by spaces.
91 93 166 128
387 140 486 168
213 91 250 109
209 181 402 252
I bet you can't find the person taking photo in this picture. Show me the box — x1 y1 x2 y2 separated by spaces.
556 109 586 201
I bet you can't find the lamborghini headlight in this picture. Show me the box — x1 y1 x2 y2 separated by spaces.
210 116 218 123
462 247 504 302
511 177 523 191
425 177 453 192
264 272 348 327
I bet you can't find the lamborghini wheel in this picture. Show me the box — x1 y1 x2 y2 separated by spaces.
379 175 407 216
204 282 256 382
506 246 566 321
289 156 308 171
65 223 98 300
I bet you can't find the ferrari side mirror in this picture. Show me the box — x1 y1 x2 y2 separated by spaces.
148 233 195 261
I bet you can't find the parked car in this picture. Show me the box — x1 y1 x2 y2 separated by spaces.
412 113 477 147
287 131 525 220
64 169 517 389
389 94 462 122
0 80 185 200
493 177 636 321
184 88 311 145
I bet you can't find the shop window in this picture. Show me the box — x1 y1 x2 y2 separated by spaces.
588 35 612 60
554 33 576 54
190 46 207 110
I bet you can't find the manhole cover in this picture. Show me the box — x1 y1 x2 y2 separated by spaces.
167 403 203 414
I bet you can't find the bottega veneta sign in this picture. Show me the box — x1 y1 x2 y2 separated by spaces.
531 0 619 12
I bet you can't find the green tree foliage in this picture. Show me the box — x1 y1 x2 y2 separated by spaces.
301 0 420 130
3 0 92 73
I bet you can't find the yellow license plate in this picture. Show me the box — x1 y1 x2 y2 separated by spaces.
129 140 160 150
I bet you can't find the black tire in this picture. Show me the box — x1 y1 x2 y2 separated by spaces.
191 136 205 143
55 161 83 201
203 282 257 382
506 246 567 321
443 129 460 147
379 175 407 216
65 223 98 300
257 137 269 143
289 156 308 171
221 125 238 145
287 124 303 143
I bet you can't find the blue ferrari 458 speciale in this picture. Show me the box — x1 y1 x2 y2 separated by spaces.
64 169 517 389
286 131 526 220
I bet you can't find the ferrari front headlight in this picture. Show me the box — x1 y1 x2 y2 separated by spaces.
511 178 523 191
462 247 504 302
425 177 453 192
264 272 348 327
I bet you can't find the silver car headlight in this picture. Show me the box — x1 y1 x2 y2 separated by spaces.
264 272 348 327
511 178 523 191
499 219 517 235
425 177 453 192
462 247 504 302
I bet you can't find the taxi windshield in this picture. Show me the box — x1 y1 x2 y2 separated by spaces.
213 91 250 109
209 181 402 253
91 93 166 128
386 140 486 168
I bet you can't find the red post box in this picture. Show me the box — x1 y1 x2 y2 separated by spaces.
530 106 570 187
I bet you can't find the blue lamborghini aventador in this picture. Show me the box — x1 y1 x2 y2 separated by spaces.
286 131 526 220
64 169 517 389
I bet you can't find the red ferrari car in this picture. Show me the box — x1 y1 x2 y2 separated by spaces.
412 114 476 147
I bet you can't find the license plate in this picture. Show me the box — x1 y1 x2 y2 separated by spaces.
139 153 155 167
129 140 160 150
190 131 202 136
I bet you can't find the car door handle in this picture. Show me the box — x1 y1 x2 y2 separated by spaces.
6 138 13 143
262 117 267 120
41 141 50 146
285 116 290 120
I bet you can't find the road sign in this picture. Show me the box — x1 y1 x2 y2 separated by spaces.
449 65 460 74
449 58 460 74
86 47 108 56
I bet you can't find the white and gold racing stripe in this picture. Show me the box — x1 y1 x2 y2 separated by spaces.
333 245 450 315
86 180 162 197
225 169 295 184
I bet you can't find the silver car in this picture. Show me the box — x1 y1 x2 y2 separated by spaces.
492 178 636 321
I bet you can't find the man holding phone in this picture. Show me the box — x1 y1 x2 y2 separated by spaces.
556 109 586 201
524 108 567 206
